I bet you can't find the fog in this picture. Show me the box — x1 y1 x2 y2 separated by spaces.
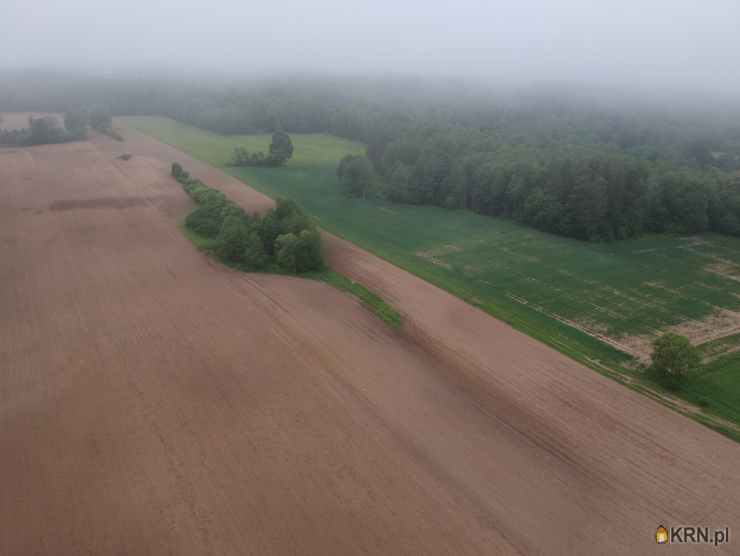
4 0 740 92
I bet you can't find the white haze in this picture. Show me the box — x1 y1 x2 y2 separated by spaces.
4 0 740 93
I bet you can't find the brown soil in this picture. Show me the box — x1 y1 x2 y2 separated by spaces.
1 121 739 555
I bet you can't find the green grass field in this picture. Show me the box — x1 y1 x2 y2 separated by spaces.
122 116 365 166
123 116 740 433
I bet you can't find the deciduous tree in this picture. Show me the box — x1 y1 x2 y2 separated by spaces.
337 154 375 199
244 232 266 268
216 215 249 263
267 131 294 166
650 333 702 390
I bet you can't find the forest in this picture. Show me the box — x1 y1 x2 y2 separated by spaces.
2 69 739 242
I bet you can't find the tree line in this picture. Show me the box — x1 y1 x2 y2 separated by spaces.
0 103 119 146
3 69 740 240
171 164 324 272
340 141 740 241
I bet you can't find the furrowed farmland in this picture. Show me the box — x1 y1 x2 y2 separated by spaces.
121 116 740 430
4 114 740 555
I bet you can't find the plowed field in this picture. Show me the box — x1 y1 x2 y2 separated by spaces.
1 124 739 555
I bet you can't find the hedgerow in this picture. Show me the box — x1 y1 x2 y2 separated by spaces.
172 165 324 270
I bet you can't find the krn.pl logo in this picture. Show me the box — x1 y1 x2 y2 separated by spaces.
656 525 668 544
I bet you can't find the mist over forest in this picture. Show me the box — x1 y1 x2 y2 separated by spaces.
2 0 740 243
2 67 740 243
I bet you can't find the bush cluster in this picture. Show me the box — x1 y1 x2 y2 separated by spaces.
1 115 84 146
224 132 294 168
0 105 120 147
172 164 324 272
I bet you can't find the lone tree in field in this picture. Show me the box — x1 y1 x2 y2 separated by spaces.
267 131 294 166
650 333 702 390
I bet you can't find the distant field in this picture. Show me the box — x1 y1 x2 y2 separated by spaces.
119 116 365 166
122 116 740 427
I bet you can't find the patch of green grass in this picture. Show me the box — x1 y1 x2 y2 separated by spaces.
118 116 365 166
699 333 740 360
131 117 740 434
681 353 740 425
179 219 402 329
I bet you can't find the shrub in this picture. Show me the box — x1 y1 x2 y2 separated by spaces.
224 132 293 167
276 197 300 221
185 203 227 239
225 146 251 167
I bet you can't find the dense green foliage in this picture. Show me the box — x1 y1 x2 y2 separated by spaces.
650 333 703 390
1 115 86 146
350 141 740 243
337 154 375 198
225 131 294 167
268 131 294 166
244 232 266 268
173 166 324 271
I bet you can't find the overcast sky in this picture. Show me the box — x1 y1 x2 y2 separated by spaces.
3 0 739 91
